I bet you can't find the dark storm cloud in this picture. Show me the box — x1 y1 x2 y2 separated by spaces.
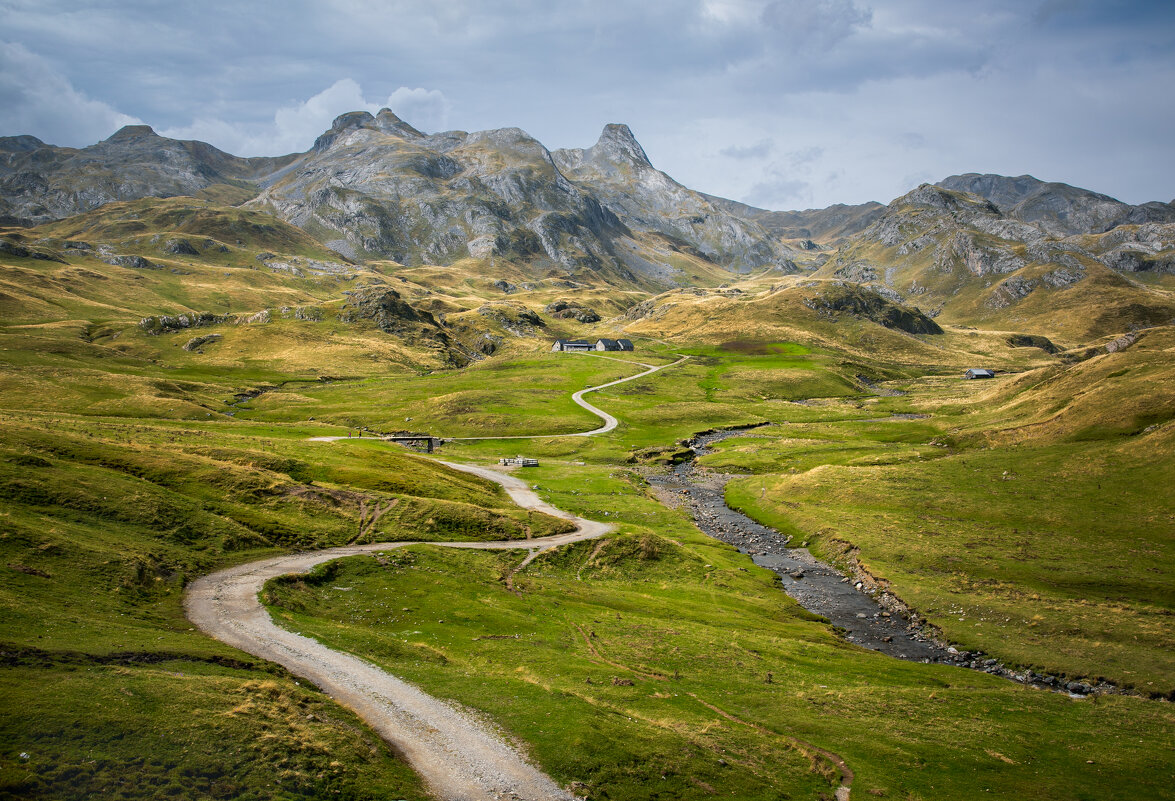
0 0 1171 207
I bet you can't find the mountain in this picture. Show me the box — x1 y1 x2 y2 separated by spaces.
820 183 1175 340
251 111 796 286
550 124 795 272
0 126 298 226
1 112 797 289
250 110 642 282
701 193 885 245
3 111 1173 315
937 173 1175 237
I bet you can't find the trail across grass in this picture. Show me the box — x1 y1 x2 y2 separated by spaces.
186 460 610 801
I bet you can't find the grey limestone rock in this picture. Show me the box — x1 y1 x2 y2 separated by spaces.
163 238 199 256
939 173 1175 237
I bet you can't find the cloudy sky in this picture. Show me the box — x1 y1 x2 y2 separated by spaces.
2 0 1172 209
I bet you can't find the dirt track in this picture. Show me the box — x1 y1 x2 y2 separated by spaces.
185 460 610 801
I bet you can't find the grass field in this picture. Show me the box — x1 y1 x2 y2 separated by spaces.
264 459 1175 801
4 220 1175 801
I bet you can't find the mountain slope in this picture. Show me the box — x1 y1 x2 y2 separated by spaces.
702 193 885 245
551 124 797 273
0 126 298 226
820 184 1175 340
937 173 1175 237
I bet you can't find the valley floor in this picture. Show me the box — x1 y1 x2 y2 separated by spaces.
3 329 1174 801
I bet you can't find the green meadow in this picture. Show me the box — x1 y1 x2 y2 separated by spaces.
2 245 1174 800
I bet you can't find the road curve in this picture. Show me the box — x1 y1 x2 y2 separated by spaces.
185 459 610 801
448 354 691 440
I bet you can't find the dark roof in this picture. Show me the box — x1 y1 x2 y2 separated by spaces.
616 338 634 349
597 338 618 346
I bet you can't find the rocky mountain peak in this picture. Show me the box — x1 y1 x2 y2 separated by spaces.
901 183 1000 216
0 135 47 153
937 173 1045 209
106 125 159 142
935 172 1175 236
311 111 377 152
590 123 653 170
331 111 376 133
374 108 425 138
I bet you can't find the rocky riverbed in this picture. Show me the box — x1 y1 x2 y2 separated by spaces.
648 427 1111 696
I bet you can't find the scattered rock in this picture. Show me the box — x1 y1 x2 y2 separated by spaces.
103 254 160 270
139 312 228 335
1006 333 1059 353
162 238 199 256
545 300 601 323
183 334 223 352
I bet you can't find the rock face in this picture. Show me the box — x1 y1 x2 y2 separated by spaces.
820 181 1175 338
801 283 943 334
937 173 1175 237
0 127 298 226
544 300 601 323
551 125 796 274
251 110 648 284
1 110 799 289
703 194 885 243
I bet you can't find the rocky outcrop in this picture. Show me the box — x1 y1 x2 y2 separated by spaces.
802 283 943 334
544 300 600 323
162 238 199 256
102 254 160 270
0 237 66 263
1006 334 1059 353
475 302 545 337
340 286 439 332
0 127 299 226
183 333 222 351
250 110 646 285
938 173 1175 237
138 312 228 335
552 125 796 275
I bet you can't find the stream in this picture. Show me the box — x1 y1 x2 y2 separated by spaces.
647 427 1101 693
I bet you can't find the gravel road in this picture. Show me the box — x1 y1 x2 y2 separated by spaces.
185 460 610 801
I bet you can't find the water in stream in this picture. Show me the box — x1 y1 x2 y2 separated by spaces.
647 428 1098 695
648 428 946 661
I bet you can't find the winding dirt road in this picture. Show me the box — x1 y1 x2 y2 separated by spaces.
448 353 691 440
186 460 610 801
188 355 855 800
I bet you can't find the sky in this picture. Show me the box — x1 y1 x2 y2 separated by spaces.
1 0 1172 210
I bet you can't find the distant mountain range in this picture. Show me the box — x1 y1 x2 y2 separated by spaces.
3 110 1174 338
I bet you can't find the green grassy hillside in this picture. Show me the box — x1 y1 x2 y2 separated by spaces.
3 193 1174 800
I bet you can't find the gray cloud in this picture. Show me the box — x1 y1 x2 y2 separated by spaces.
0 40 139 147
787 146 825 167
0 0 1171 208
720 139 774 159
760 0 872 52
745 172 812 208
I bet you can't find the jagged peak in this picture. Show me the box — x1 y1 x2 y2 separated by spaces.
105 125 158 142
329 111 376 132
590 123 652 169
897 183 1001 216
374 108 425 138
